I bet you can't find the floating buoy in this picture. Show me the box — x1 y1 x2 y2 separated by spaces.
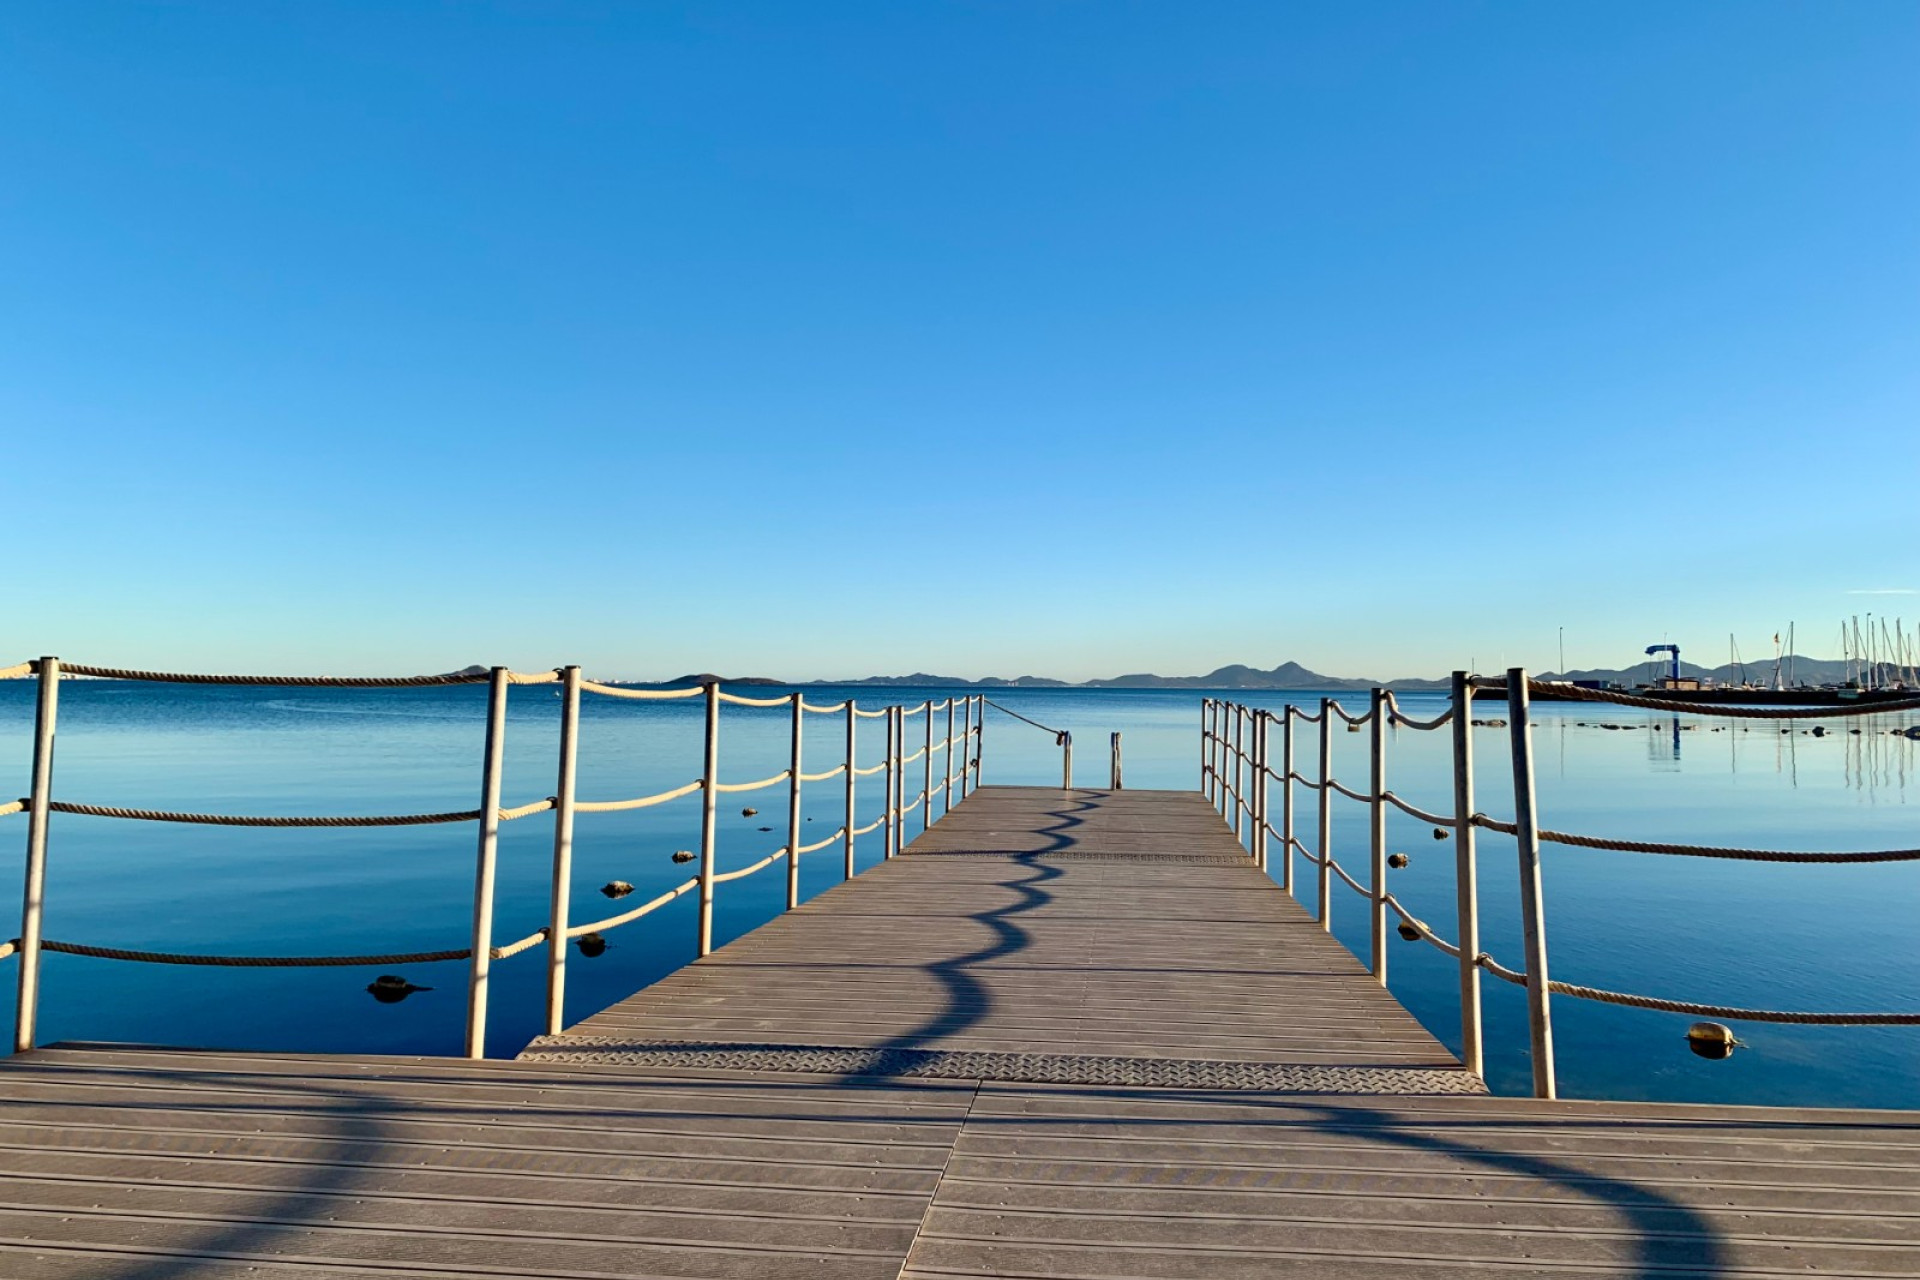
741 807 759 817
1396 921 1422 942
601 880 634 899
1811 726 1826 737
1685 1021 1740 1060
1432 828 1449 840
671 850 695 864
1388 853 1409 869
757 825 773 832
366 975 430 1004
575 932 608 958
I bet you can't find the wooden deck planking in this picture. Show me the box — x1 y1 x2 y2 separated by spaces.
2 785 1916 1278
543 788 1464 1075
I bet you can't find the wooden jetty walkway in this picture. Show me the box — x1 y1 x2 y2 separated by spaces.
2 786 1915 1278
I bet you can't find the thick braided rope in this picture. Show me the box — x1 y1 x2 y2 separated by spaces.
1523 680 1920 719
53 664 492 687
711 770 790 794
0 940 15 961
794 828 847 855
713 849 788 884
48 801 481 827
1380 893 1464 959
1327 702 1373 725
575 780 703 813
1287 836 1327 867
0 662 34 681
0 800 24 819
798 765 846 782
900 747 927 765
496 798 557 822
852 706 891 719
852 762 887 777
801 700 850 714
1381 790 1456 826
1470 814 1920 863
1384 694 1455 731
851 815 887 836
1289 772 1329 792
1468 951 1920 1024
569 877 700 938
717 691 791 707
983 699 1064 736
42 939 469 966
577 680 705 701
502 670 561 685
1326 778 1373 804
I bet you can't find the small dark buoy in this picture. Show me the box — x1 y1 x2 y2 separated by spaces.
601 880 634 899
366 975 430 1004
1396 921 1422 942
1811 726 1826 737
1850 729 1862 736
741 807 759 817
1387 852 1409 869
575 932 608 958
1686 1021 1739 1059
757 825 773 832
671 849 695 864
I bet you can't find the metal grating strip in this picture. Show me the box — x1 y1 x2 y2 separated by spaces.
518 1037 1487 1094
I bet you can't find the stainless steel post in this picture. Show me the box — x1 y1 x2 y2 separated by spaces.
786 692 803 910
843 701 857 879
696 681 721 956
1254 712 1268 870
972 696 983 790
1280 706 1295 895
1507 667 1556 1099
1061 731 1073 790
465 667 510 1059
1199 699 1210 800
922 701 933 835
1369 686 1388 986
13 657 60 1053
944 698 956 813
884 707 897 859
1450 670 1484 1079
1317 697 1333 932
543 666 581 1037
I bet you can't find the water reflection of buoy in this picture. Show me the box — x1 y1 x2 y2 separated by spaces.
671 850 695 864
757 826 773 832
601 880 634 899
366 975 431 1004
1388 853 1409 869
576 932 608 958
1685 1021 1740 1059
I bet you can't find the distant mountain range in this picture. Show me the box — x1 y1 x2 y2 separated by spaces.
618 656 1858 691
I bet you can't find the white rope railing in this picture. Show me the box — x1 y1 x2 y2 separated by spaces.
711 770 791 794
712 848 788 884
574 779 704 813
568 876 701 939
716 691 792 708
1381 790 1454 826
578 680 705 700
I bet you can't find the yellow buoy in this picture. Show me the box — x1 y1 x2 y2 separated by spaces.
1685 1021 1740 1060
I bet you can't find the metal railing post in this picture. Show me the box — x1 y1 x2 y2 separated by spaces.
843 701 857 879
786 692 803 910
13 657 60 1053
922 700 933 834
1317 697 1333 932
1369 686 1388 986
884 707 897 859
1450 670 1484 1079
1507 667 1557 1099
464 666 510 1059
1110 731 1123 790
1254 712 1268 870
944 698 956 813
1280 706 1295 895
1060 731 1073 790
543 665 581 1037
1217 701 1230 817
696 681 721 956
972 696 984 790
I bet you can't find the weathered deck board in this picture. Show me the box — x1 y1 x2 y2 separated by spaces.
3 785 1916 1278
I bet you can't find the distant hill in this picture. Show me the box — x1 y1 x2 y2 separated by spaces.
592 655 1855 691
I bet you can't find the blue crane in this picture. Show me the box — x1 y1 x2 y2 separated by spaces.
1645 643 1681 682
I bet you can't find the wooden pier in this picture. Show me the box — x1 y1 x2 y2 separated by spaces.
2 786 1916 1278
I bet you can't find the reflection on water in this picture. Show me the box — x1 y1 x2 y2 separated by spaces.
0 681 1914 1109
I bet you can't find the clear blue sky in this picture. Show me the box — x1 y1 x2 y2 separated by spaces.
6 3 1915 680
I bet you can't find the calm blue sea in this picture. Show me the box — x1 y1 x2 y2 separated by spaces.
0 681 1914 1109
